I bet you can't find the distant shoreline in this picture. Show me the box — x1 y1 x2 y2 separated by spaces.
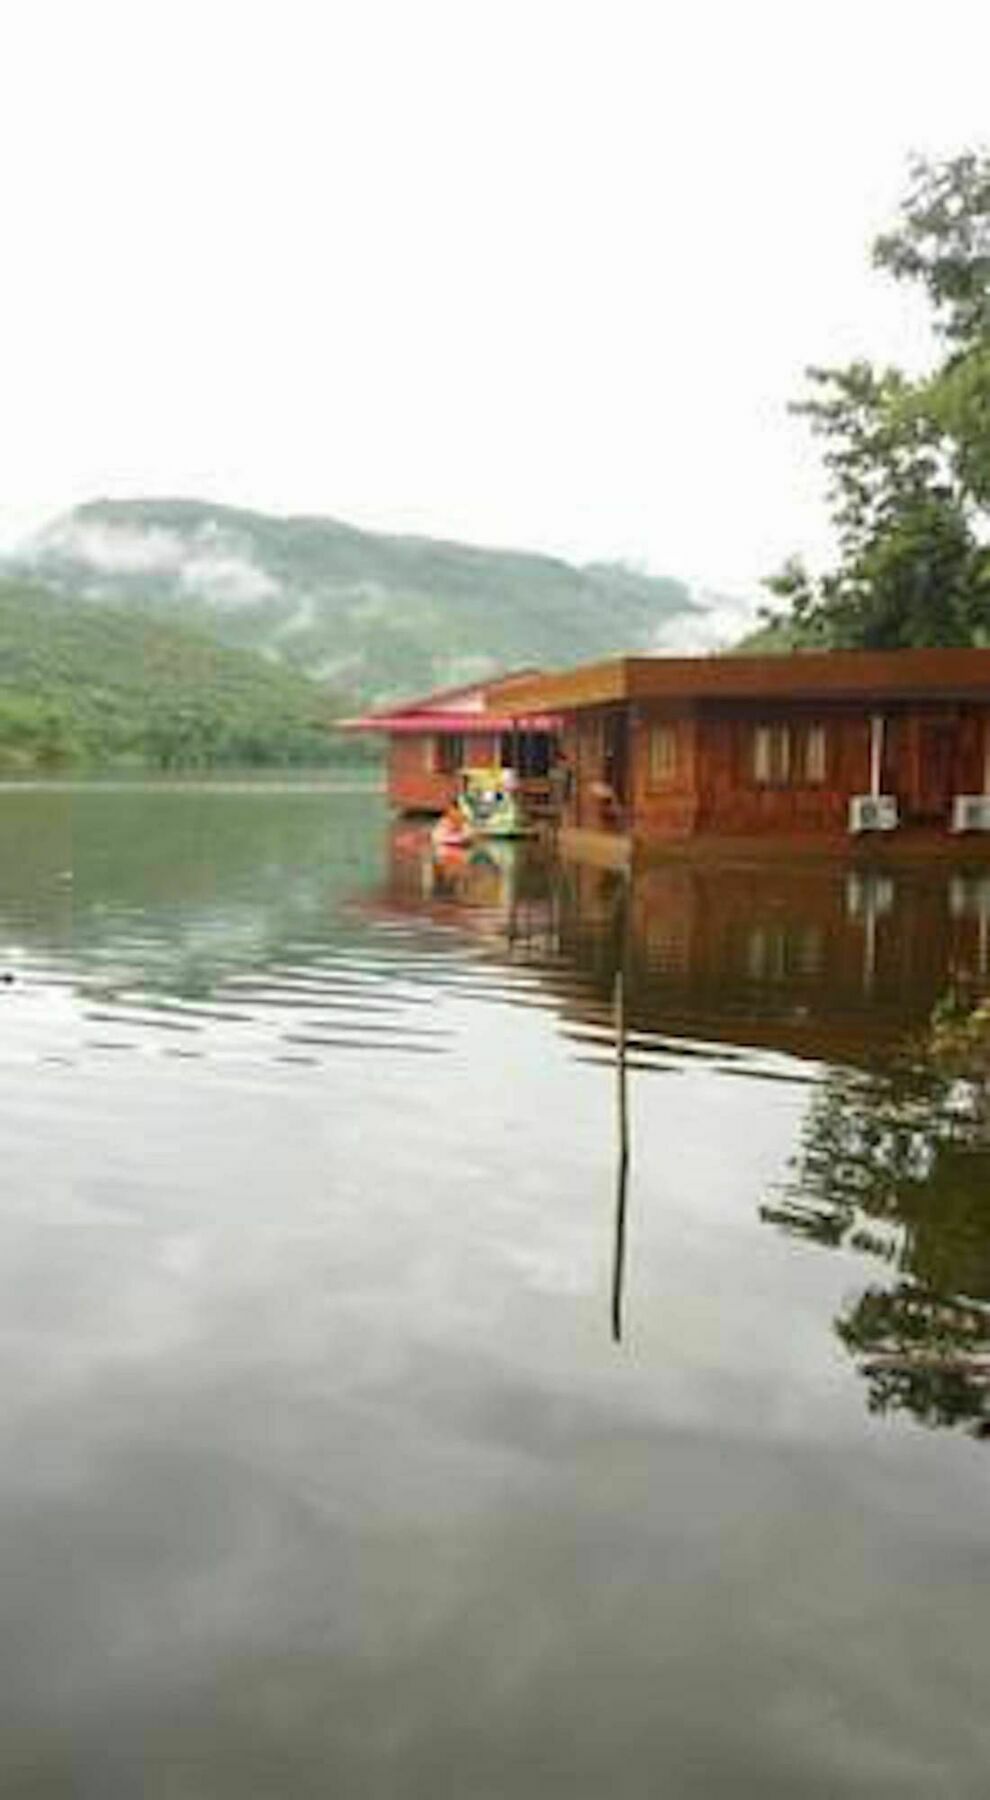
0 772 386 795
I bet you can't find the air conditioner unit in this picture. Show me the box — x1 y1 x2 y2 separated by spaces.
849 794 899 834
951 795 990 833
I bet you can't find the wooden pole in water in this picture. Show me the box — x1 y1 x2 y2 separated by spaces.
611 871 631 1344
506 844 519 954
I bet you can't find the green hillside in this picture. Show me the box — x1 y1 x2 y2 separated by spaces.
0 580 361 771
8 497 707 702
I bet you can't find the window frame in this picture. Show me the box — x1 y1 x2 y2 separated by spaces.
803 723 827 785
647 722 679 788
752 723 792 787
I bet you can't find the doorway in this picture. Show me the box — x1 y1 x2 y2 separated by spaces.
602 707 630 824
914 717 959 822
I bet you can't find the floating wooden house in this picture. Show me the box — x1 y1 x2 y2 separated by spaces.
342 673 561 816
495 648 990 860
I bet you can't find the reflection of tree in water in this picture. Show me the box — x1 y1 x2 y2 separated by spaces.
763 1064 990 1438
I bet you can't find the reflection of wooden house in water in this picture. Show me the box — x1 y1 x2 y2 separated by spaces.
496 648 990 863
374 831 990 1067
547 860 990 1064
341 673 561 817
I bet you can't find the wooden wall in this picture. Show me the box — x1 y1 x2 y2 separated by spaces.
387 731 500 813
629 704 700 837
693 703 853 835
568 699 990 840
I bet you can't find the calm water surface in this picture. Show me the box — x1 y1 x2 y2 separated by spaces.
1 784 989 1797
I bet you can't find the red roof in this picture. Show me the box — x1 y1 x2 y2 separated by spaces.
338 668 558 734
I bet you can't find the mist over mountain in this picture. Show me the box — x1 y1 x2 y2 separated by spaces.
5 498 744 702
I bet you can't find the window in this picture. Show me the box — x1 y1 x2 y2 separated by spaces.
433 733 465 774
649 724 678 784
753 724 791 784
527 734 552 779
499 731 553 778
803 724 827 784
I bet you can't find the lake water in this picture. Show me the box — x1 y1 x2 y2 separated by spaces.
1 782 989 1797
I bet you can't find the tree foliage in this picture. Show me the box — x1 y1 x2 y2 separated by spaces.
765 151 990 649
0 580 379 771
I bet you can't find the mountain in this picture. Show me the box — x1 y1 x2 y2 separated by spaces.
5 498 719 703
0 578 357 770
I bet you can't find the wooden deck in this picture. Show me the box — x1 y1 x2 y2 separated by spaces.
553 824 990 872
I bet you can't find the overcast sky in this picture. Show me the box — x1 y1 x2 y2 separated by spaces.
1 0 987 600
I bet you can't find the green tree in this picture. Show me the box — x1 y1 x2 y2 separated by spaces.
765 151 990 649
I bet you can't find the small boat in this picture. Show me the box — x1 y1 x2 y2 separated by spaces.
458 767 534 840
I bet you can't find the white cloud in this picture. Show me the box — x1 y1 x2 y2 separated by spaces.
21 518 280 608
178 552 279 608
30 520 189 577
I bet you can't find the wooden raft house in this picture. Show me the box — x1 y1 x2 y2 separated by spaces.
341 672 561 816
492 648 990 863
